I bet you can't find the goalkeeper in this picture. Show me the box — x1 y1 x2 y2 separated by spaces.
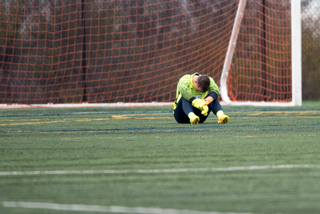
173 72 229 124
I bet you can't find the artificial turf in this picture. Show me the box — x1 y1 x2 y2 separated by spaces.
1 101 320 214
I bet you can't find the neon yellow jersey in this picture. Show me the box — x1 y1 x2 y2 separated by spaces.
173 73 220 111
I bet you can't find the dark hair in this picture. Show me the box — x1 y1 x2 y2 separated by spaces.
197 75 210 92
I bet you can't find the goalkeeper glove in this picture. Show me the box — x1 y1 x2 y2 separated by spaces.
192 98 206 109
201 105 209 116
192 99 208 116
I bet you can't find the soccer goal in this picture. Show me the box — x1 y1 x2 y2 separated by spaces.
0 0 301 108
220 0 302 106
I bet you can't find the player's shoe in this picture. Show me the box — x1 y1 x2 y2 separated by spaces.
218 114 229 124
188 112 200 124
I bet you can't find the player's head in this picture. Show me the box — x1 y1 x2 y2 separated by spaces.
196 75 210 92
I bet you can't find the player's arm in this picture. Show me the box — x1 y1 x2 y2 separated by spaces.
204 77 220 104
177 75 196 103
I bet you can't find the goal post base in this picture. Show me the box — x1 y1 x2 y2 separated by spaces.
219 101 301 107
0 102 174 109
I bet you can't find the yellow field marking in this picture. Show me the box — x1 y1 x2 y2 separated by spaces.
136 117 171 119
0 130 27 133
0 114 173 126
0 120 67 126
112 115 132 119
0 119 16 122
249 112 265 116
231 115 320 120
0 118 44 122
74 118 112 122
294 134 317 137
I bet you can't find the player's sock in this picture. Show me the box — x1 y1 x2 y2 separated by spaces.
216 110 229 124
188 112 200 124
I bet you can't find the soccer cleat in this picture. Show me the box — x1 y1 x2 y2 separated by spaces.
188 112 200 124
218 114 230 124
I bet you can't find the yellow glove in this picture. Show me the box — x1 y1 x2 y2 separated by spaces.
201 97 213 116
201 105 209 116
192 99 206 109
192 99 208 116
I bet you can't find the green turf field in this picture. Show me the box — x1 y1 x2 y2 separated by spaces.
1 101 320 214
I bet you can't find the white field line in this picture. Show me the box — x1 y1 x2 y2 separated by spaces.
2 201 258 214
0 165 319 177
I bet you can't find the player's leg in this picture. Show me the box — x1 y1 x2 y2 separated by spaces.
174 97 194 123
208 99 230 124
174 97 206 124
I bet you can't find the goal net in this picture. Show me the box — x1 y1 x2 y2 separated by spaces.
0 0 301 108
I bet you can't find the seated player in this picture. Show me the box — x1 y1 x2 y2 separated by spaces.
173 72 229 124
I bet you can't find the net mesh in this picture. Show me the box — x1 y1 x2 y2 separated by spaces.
0 0 292 105
230 0 292 102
